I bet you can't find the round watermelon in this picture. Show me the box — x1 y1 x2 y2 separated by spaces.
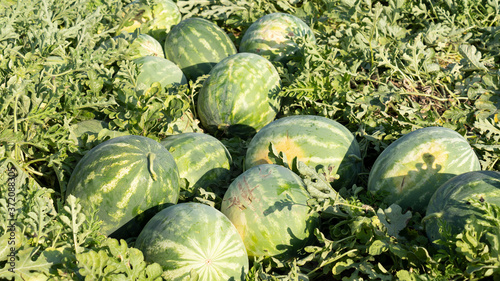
239 12 316 62
135 202 249 280
66 135 180 238
126 33 165 60
367 126 481 213
197 52 281 137
244 115 361 190
134 55 187 93
220 164 318 259
118 0 181 44
164 17 237 81
424 170 500 244
160 132 232 198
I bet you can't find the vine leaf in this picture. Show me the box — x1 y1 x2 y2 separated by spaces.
459 44 488 72
376 204 412 238
0 247 52 280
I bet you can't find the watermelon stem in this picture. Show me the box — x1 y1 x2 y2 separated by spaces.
147 152 158 181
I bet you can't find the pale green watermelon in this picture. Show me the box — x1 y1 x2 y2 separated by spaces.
197 52 281 137
239 12 316 61
424 171 500 244
221 164 318 259
161 132 232 198
245 115 362 190
134 55 187 93
118 0 181 44
164 17 237 81
66 135 180 238
368 126 481 213
135 202 249 280
127 33 164 60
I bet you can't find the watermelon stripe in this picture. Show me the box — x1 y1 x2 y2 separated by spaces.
161 132 232 197
424 171 500 243
164 17 237 80
136 203 248 280
197 53 281 137
367 126 481 213
245 115 361 190
221 164 317 258
239 13 316 62
101 161 141 192
66 135 180 238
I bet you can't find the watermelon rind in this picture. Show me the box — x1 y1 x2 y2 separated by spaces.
221 164 318 259
134 55 187 93
244 115 362 190
239 12 316 62
126 33 165 60
424 170 500 244
65 135 180 238
197 52 281 137
367 126 482 213
161 132 232 198
164 17 237 81
135 202 249 281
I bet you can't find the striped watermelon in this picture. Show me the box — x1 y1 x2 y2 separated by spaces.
239 12 316 62
127 33 165 60
65 135 180 238
197 52 281 137
134 55 187 93
368 126 481 213
244 115 362 190
220 164 318 259
118 0 181 44
424 171 500 244
164 17 237 81
161 132 232 198
135 202 249 280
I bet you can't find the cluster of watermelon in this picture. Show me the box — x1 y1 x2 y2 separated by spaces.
65 0 500 279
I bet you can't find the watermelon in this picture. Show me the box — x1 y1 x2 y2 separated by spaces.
220 164 318 259
126 33 164 60
160 132 232 198
367 126 481 213
65 135 180 238
134 55 187 93
164 17 237 81
239 12 316 62
135 202 249 280
244 115 362 190
424 170 500 244
197 52 281 137
118 0 181 44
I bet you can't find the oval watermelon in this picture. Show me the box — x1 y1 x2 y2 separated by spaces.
239 12 316 62
367 126 481 213
424 170 500 244
245 115 362 190
134 55 187 93
118 0 181 44
197 52 281 137
66 135 180 238
160 132 232 198
164 17 237 81
127 33 165 60
220 164 318 259
135 202 249 280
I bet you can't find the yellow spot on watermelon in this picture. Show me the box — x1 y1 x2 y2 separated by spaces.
389 142 448 194
250 135 306 166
